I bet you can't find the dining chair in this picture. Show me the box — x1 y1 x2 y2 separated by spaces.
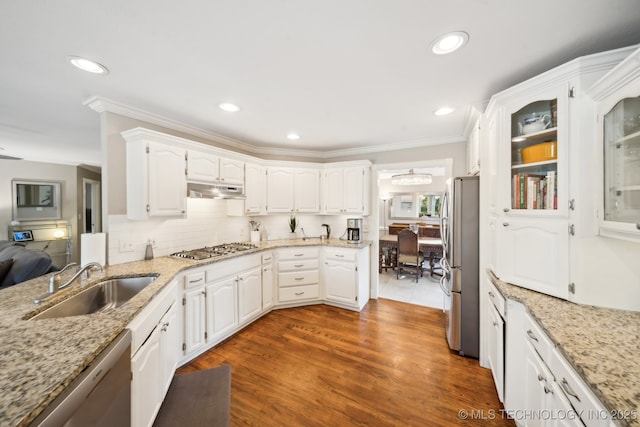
396 229 425 282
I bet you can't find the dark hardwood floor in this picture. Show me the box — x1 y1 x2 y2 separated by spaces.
177 299 514 426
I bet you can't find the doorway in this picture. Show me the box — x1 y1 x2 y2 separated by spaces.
83 178 102 233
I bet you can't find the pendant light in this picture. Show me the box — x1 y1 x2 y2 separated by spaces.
391 169 433 185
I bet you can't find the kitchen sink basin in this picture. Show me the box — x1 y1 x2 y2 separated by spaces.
30 276 158 320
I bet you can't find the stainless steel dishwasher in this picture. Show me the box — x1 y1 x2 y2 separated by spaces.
31 329 131 427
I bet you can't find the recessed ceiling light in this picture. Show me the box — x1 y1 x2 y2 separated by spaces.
287 132 300 141
431 31 469 55
218 102 240 112
434 106 455 116
67 56 109 74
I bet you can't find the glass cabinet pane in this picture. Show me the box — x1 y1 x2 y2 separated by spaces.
603 97 640 224
510 99 558 210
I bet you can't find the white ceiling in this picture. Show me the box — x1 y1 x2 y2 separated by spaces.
1 1 639 166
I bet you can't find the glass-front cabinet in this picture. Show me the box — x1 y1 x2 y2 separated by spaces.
603 96 640 233
510 98 559 212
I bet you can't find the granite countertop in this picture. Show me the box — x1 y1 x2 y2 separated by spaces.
0 238 371 426
488 271 640 427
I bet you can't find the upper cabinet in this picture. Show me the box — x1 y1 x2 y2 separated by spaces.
187 150 244 185
266 167 321 214
124 136 187 220
588 47 640 243
244 163 267 215
323 163 371 215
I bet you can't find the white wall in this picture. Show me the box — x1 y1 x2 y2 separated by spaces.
0 160 79 263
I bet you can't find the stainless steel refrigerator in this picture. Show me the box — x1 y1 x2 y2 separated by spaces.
440 175 479 358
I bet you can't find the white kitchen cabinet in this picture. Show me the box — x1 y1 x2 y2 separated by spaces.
205 276 238 341
128 282 179 427
323 246 370 311
277 247 321 304
244 162 267 214
132 324 162 427
467 117 481 175
323 165 370 215
238 266 262 324
125 138 187 220
588 47 640 243
187 150 219 183
266 167 320 213
262 252 274 311
486 278 505 403
187 150 244 185
183 285 206 354
498 216 569 299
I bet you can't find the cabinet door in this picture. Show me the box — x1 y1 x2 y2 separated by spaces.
262 263 274 311
343 167 365 213
295 169 320 213
187 150 219 183
238 267 262 324
148 142 187 217
160 302 180 393
220 158 244 185
267 167 295 213
324 169 344 213
324 260 356 304
245 163 266 214
548 381 584 427
132 325 162 427
487 299 505 403
206 277 238 341
498 216 569 299
524 340 551 427
183 287 206 354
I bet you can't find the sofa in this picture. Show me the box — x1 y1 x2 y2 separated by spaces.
0 241 55 289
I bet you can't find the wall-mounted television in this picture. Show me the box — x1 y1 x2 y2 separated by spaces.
12 180 62 220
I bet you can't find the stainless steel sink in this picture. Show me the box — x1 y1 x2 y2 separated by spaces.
31 276 157 320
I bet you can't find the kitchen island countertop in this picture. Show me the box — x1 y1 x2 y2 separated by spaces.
0 238 370 426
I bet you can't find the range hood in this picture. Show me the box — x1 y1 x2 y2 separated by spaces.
187 182 246 200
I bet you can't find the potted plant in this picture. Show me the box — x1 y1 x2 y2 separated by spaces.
289 214 298 239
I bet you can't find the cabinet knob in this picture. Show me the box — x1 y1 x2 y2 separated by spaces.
503 208 510 213
488 291 495 298
502 222 509 227
543 385 554 395
636 223 640 230
492 321 498 327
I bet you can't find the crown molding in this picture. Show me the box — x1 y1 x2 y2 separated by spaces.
84 96 465 160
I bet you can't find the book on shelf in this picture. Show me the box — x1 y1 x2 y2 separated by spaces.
512 171 557 210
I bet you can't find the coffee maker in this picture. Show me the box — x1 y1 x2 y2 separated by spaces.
346 218 363 243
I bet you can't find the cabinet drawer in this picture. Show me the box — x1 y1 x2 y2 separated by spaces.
278 247 319 260
549 349 610 427
279 270 319 287
184 271 206 289
279 284 319 302
279 259 319 272
523 312 553 362
261 251 273 264
324 247 357 262
487 279 506 318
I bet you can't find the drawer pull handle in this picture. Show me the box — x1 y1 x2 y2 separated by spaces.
560 378 581 402
294 254 304 257
295 291 305 296
189 277 203 284
294 264 304 268
543 385 553 395
492 321 498 327
537 374 545 382
526 330 538 342
294 277 304 281
488 291 495 297
336 254 345 258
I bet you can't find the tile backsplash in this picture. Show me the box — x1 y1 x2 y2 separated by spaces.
107 198 368 265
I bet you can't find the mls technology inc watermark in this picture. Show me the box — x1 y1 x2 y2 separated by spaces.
457 408 638 422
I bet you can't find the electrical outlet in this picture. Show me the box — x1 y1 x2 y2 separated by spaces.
119 239 135 253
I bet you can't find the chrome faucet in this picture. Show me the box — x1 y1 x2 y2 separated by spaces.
58 262 103 291
35 262 104 304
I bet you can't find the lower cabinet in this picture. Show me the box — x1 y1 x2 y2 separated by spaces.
486 277 505 403
277 247 321 304
206 276 238 341
261 252 274 311
129 282 179 427
323 246 370 311
505 301 611 427
238 267 262 324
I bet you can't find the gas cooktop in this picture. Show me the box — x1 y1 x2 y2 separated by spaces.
171 242 258 260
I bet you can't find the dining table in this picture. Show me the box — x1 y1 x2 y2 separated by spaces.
378 234 443 275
